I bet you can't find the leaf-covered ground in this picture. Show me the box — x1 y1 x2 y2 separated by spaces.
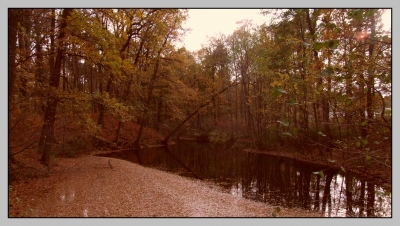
8 150 323 217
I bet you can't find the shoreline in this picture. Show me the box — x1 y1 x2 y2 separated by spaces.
9 154 324 217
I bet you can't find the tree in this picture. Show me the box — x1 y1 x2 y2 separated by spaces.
9 8 391 173
38 9 73 165
132 9 188 148
8 9 20 163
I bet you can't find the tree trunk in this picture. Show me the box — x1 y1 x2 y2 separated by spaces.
39 9 72 166
17 10 33 98
49 9 56 79
366 12 376 135
97 77 112 127
133 115 146 149
114 121 123 143
38 9 56 151
8 9 19 164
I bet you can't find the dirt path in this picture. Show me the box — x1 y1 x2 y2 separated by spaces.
9 155 323 217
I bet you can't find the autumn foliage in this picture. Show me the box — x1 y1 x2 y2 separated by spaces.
9 9 391 199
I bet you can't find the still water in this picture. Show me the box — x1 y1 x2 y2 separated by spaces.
97 140 391 217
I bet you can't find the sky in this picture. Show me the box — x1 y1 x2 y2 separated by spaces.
178 9 392 52
177 9 267 52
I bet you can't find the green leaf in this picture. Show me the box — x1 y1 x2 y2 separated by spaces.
365 9 374 17
356 141 361 147
272 87 281 97
348 9 364 20
272 87 287 97
325 40 339 49
327 22 337 29
292 127 298 136
345 100 352 106
366 155 371 161
362 139 368 145
333 27 342 34
361 120 367 126
321 67 334 76
313 42 324 50
318 131 326 137
288 99 298 105
275 207 281 212
385 191 391 196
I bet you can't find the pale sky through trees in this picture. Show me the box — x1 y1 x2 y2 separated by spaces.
178 9 392 52
178 9 267 52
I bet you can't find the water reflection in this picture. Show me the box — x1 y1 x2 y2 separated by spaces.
96 140 391 217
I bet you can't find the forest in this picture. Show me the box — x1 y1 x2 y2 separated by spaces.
8 9 391 217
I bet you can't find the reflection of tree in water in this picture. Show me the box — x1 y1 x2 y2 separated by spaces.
164 145 202 179
240 153 299 206
97 141 390 217
238 152 388 217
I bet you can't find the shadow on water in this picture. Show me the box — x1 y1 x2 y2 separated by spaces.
96 140 391 217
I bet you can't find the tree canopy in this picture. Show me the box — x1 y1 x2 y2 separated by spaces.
9 9 391 170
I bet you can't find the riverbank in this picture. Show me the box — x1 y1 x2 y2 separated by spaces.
9 153 323 217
